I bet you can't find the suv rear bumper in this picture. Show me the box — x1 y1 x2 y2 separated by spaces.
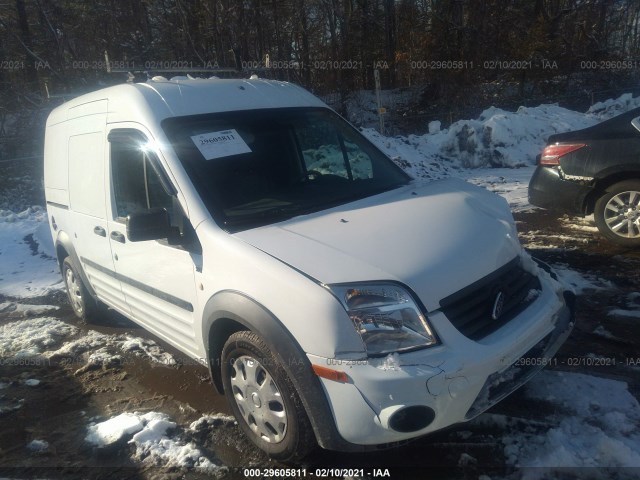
308 274 574 448
528 166 592 215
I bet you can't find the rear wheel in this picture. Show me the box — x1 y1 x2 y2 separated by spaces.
62 257 99 322
221 330 315 461
594 180 640 246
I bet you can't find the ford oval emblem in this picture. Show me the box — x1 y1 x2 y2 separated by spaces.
492 291 506 320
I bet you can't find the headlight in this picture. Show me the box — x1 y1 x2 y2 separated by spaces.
328 283 438 357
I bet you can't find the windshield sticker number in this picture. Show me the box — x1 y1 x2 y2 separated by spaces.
191 129 252 160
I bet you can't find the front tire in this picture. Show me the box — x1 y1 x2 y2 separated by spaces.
594 180 640 246
221 331 315 461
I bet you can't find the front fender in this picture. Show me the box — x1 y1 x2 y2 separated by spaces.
201 290 362 451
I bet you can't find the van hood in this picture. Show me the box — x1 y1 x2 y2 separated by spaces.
234 179 522 311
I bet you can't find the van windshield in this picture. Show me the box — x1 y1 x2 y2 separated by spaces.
162 107 411 232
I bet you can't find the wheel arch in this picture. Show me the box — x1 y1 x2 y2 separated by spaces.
584 169 640 214
201 290 356 451
54 230 97 299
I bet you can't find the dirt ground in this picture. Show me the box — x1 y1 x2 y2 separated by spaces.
1 209 639 479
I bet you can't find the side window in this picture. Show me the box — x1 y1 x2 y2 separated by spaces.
110 138 173 220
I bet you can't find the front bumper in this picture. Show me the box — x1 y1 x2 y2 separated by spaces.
528 165 592 215
308 274 575 447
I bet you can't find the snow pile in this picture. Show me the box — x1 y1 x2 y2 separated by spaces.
47 330 112 359
119 336 176 365
189 413 236 431
502 371 640 474
48 330 176 366
362 93 640 170
0 206 62 298
86 412 147 446
0 317 78 358
0 317 175 366
441 104 596 168
86 411 223 473
588 92 640 119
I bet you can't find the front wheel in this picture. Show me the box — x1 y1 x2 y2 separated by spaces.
594 180 640 246
221 331 315 461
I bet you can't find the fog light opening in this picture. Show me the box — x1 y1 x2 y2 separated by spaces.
388 405 435 433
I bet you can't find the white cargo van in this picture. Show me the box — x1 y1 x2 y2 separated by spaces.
44 77 574 460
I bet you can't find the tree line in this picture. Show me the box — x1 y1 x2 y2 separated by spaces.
1 0 639 140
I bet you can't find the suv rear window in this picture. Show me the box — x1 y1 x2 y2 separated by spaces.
162 108 410 231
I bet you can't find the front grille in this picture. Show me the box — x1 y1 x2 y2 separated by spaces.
439 257 541 340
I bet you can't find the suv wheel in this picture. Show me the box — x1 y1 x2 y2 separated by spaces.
221 331 315 461
62 257 99 322
594 180 640 246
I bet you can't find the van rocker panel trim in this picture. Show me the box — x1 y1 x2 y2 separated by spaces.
80 256 194 312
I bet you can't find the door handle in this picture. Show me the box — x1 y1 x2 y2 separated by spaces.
110 231 126 243
93 226 106 237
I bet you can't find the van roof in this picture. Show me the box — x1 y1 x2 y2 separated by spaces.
47 77 328 125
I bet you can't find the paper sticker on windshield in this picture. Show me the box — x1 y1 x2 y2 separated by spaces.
191 129 251 160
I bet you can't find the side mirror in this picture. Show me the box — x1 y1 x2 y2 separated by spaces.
126 208 178 242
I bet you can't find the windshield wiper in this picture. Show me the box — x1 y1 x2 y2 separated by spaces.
224 204 304 227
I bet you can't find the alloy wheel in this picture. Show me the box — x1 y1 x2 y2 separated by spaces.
603 190 640 238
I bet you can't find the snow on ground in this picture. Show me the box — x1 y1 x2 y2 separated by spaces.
0 206 62 298
458 167 534 212
500 370 640 476
188 413 236 430
86 411 225 473
608 292 640 319
549 264 616 294
0 316 176 366
0 317 78 358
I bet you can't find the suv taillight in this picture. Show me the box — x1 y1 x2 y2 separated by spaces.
539 143 586 166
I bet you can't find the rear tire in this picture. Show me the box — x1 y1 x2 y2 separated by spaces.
594 180 640 247
221 330 316 461
62 257 100 322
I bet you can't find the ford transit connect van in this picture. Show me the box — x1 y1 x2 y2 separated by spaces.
44 77 574 460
